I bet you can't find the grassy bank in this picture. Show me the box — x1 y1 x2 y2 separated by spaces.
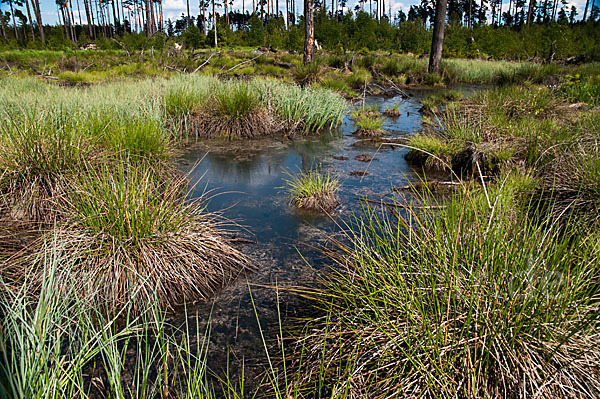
2 49 599 98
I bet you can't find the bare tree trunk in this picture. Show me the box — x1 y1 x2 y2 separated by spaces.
212 0 217 47
83 0 93 38
0 15 8 41
526 0 534 23
32 0 45 42
8 0 19 40
111 0 119 33
150 0 156 32
159 0 164 32
202 0 207 34
145 0 152 34
186 0 191 26
428 0 447 74
24 0 36 41
225 0 229 27
76 0 83 25
583 0 590 20
65 0 77 43
303 0 314 64
68 0 77 40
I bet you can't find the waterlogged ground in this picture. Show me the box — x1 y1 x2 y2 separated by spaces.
175 88 471 391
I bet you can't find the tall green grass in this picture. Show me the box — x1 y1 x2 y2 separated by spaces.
0 244 218 398
287 178 600 397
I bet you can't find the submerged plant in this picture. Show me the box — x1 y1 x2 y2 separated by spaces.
285 170 340 212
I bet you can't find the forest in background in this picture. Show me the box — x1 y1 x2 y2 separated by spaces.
0 0 599 60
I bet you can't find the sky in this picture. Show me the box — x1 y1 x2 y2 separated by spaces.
1 0 593 27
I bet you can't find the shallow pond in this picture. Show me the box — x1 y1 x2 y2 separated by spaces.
175 87 472 391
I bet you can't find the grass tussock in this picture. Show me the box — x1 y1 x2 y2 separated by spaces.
382 104 401 117
189 81 277 139
7 161 250 310
407 84 595 176
352 107 385 136
285 170 340 212
286 180 600 397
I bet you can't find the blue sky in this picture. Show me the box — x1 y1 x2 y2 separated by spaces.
2 0 593 26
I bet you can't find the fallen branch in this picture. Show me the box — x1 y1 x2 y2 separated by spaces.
111 38 132 65
227 52 265 73
1 69 21 79
193 52 219 73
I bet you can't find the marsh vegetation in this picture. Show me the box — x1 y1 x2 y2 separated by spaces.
0 54 599 398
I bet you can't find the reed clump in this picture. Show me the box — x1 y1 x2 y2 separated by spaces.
189 81 277 139
285 171 340 212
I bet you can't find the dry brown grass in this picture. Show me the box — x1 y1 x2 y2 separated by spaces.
186 105 279 139
292 191 340 212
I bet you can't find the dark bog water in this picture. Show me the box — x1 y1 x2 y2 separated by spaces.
175 88 469 391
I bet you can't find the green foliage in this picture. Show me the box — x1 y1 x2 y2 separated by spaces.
215 81 261 118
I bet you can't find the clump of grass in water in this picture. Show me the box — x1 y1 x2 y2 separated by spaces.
419 89 462 114
285 170 340 212
382 103 401 117
284 178 600 397
351 108 384 136
12 160 250 310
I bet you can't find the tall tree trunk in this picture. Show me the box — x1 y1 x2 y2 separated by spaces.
428 0 447 74
76 0 83 25
202 0 207 34
583 0 590 20
145 0 152 34
225 0 229 27
8 0 19 40
303 0 314 64
212 0 217 47
286 0 289 28
0 14 8 41
59 4 69 40
68 0 77 40
526 0 534 23
186 0 191 26
159 0 164 32
32 0 45 42
150 0 156 32
24 0 36 41
64 0 77 43
83 0 93 38
111 0 118 33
